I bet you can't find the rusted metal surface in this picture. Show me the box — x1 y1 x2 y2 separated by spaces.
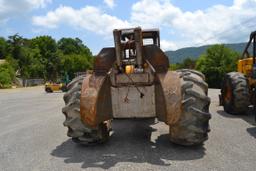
80 74 113 128
116 73 150 84
155 71 182 125
94 28 168 75
111 72 154 86
82 28 181 126
93 48 116 75
134 27 143 68
248 77 256 87
242 31 256 62
81 68 181 126
144 45 169 73
142 29 160 47
113 29 122 68
111 85 156 118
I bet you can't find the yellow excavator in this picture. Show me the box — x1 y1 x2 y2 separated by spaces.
220 31 256 119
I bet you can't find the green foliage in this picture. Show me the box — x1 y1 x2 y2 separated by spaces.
58 38 92 56
7 34 25 60
0 34 94 88
25 48 45 79
0 63 15 88
0 71 11 88
30 36 59 80
57 37 93 80
170 57 196 70
0 37 7 59
169 64 180 70
180 58 196 69
60 53 92 79
196 44 239 88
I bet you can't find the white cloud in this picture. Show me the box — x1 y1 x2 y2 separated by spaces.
161 40 178 51
131 0 181 28
31 0 256 51
29 0 52 8
104 0 115 8
33 6 130 35
0 0 51 22
131 0 256 48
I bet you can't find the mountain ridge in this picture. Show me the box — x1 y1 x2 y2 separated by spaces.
165 43 247 64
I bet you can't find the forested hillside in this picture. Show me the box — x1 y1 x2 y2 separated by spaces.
165 43 248 64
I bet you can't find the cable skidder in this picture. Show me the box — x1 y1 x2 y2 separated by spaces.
62 27 211 146
220 31 256 120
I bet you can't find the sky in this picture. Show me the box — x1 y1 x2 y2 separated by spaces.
0 0 256 54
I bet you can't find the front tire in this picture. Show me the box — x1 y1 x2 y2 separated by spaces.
221 72 250 115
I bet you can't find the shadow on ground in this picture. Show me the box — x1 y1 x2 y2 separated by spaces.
247 127 256 138
51 120 206 169
217 110 256 139
217 110 256 126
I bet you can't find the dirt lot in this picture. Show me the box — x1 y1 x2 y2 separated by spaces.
0 87 255 171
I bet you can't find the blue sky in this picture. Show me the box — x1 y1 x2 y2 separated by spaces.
0 0 255 54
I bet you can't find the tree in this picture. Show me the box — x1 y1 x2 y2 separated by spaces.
57 37 93 79
0 62 15 88
57 38 92 56
169 63 181 70
6 34 29 79
7 34 25 60
0 37 7 59
60 53 92 79
169 57 196 70
58 38 80 54
30 36 60 81
181 58 196 69
0 34 94 88
26 48 45 79
196 44 239 88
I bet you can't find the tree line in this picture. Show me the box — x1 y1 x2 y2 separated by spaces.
0 36 240 89
170 44 240 88
0 35 93 88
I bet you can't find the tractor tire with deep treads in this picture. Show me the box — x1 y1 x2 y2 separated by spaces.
169 69 211 146
221 72 250 115
62 76 110 145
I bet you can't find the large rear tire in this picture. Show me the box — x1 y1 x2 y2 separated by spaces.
221 72 250 115
62 76 110 145
169 69 211 146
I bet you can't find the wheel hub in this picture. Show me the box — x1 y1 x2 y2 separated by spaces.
224 84 232 102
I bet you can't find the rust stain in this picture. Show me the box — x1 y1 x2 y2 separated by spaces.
143 45 169 73
80 74 112 128
81 75 102 128
158 71 183 125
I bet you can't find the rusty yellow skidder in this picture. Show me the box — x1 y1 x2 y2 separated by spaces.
220 31 256 120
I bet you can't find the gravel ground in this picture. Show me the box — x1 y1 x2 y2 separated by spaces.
0 87 255 171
